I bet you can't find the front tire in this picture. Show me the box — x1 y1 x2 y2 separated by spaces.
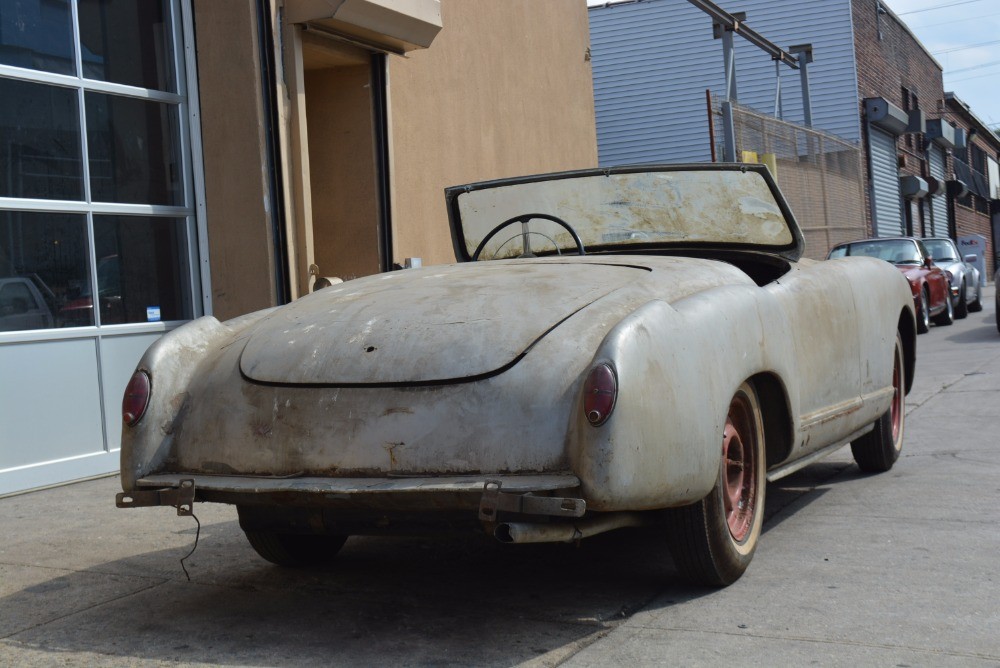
244 531 347 567
917 287 930 334
851 333 905 472
968 284 983 312
996 291 1000 334
932 287 954 326
666 381 766 586
954 281 968 319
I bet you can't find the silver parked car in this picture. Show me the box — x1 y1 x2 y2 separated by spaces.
116 164 915 586
923 237 982 318
0 277 54 332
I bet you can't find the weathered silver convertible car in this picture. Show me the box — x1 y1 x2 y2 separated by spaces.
117 165 915 586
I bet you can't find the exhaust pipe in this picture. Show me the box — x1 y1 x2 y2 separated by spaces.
494 512 647 544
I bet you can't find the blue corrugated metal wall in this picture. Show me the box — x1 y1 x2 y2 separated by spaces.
589 0 861 165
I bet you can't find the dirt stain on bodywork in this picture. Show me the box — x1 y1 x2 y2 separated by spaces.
384 442 405 470
201 461 239 474
161 392 191 436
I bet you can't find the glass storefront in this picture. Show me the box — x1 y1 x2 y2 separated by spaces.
0 77 84 201
0 211 91 330
0 0 203 495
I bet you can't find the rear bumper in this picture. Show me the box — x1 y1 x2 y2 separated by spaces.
120 473 589 538
128 473 581 511
136 472 579 495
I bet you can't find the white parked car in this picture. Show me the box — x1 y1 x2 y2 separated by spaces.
116 165 915 586
922 237 982 318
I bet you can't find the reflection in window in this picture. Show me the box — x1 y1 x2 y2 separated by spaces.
0 78 84 200
93 216 190 324
79 0 175 92
86 92 182 205
0 0 75 75
0 211 91 331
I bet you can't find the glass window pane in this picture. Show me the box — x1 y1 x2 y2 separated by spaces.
78 0 176 92
0 78 84 200
93 215 190 324
0 210 92 331
0 0 75 75
86 92 182 205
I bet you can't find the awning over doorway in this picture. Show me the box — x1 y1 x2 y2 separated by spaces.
286 0 442 54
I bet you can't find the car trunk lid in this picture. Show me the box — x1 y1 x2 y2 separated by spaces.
239 261 647 385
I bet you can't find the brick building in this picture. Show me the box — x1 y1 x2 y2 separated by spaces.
853 0 998 269
853 0 946 240
943 93 1000 270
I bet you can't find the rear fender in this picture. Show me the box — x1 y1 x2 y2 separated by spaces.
121 312 273 490
568 286 798 511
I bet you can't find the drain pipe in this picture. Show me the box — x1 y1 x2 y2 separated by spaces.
494 512 648 544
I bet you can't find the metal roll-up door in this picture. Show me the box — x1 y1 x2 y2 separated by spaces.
870 127 904 237
928 145 949 237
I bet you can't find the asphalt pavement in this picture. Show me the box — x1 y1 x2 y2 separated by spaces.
1 286 999 667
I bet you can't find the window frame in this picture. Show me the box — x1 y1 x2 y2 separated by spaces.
0 0 209 343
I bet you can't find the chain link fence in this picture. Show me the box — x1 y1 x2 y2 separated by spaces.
713 102 869 259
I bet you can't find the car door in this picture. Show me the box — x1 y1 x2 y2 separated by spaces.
917 240 950 310
769 261 864 456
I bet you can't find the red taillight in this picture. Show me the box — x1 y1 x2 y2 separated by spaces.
122 370 151 427
584 363 617 427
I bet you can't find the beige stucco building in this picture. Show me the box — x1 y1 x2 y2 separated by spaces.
198 0 598 320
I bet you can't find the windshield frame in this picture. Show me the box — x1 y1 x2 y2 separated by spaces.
444 164 805 263
922 238 960 263
828 238 927 265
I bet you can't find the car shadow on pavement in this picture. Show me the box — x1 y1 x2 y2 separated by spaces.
1 516 709 666
761 459 850 534
1 460 864 666
942 321 999 344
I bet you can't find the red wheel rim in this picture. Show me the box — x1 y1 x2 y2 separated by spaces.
723 394 757 543
890 349 902 443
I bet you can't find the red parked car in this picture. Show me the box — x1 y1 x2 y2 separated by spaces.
828 237 952 333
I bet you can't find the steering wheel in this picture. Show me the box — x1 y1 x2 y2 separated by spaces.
471 213 586 261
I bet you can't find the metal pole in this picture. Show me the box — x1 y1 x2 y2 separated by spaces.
706 89 717 162
722 100 737 162
774 59 783 120
691 0 799 68
722 25 737 102
720 19 739 162
790 44 814 127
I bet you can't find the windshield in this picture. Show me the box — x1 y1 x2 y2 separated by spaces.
446 166 800 261
829 239 922 265
923 239 958 262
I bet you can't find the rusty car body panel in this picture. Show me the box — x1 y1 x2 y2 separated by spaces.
118 164 915 583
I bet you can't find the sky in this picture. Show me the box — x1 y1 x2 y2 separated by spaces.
885 0 1000 130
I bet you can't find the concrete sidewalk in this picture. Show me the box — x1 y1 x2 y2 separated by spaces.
560 286 1000 667
1 287 999 667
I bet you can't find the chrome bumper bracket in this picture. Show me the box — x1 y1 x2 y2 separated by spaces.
116 479 196 516
478 479 586 521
